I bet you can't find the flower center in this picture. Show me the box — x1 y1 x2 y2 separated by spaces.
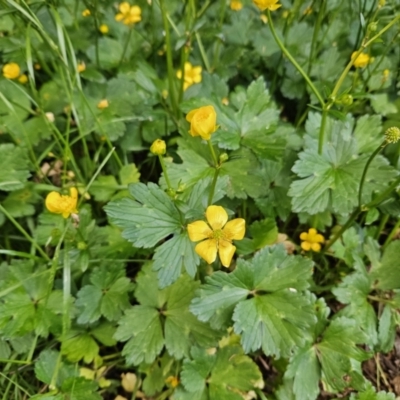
210 229 226 241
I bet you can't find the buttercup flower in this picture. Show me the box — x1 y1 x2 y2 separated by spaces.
45 187 78 218
150 139 166 155
99 24 109 34
82 9 91 17
2 63 20 79
97 99 109 109
253 0 281 11
115 2 142 26
176 62 202 91
230 0 243 11
18 74 28 84
351 52 371 68
300 228 324 252
165 376 179 388
188 205 245 267
186 105 217 140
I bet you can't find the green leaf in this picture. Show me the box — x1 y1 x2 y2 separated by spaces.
87 37 122 69
90 175 118 202
289 130 398 215
370 241 400 290
316 318 369 392
61 330 99 363
119 163 140 185
191 246 316 357
350 383 396 399
115 265 219 365
104 182 181 248
153 233 200 288
378 304 396 353
354 115 382 153
75 264 131 324
250 218 278 249
0 144 30 191
180 345 262 399
61 377 102 400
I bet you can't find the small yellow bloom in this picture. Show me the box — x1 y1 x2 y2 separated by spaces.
99 24 109 34
115 2 142 26
176 62 202 91
165 376 179 388
34 63 41 70
230 0 243 11
77 62 86 73
2 63 20 79
45 187 78 218
382 69 390 83
97 99 109 109
351 52 371 68
82 9 91 17
150 139 166 155
253 0 281 11
186 105 217 141
18 74 28 84
188 205 245 267
378 0 385 7
300 228 324 252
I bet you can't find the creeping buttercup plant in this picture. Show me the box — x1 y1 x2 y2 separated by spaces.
1 0 400 399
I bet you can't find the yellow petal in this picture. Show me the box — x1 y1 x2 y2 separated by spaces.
115 13 124 21
308 228 317 237
269 3 281 10
62 211 71 218
176 70 182 79
187 221 212 242
195 239 217 264
184 62 192 72
311 242 321 252
206 205 228 230
186 108 199 123
223 218 245 240
218 240 236 267
301 241 311 251
119 2 131 13
315 234 324 243
190 105 217 140
45 191 62 213
300 232 308 241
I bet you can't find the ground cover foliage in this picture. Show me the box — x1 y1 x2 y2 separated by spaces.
0 0 400 399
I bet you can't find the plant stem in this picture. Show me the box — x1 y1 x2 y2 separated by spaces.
0 204 50 261
158 155 173 191
267 10 324 107
358 141 386 207
118 27 133 67
383 219 400 250
318 105 329 154
208 167 220 206
159 0 178 116
207 140 218 166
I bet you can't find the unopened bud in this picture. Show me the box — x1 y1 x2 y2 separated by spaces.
150 139 166 155
336 94 353 106
385 127 400 144
367 22 378 32
77 241 87 250
219 153 229 163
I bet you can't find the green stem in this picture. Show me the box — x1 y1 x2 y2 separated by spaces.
366 175 400 209
207 140 218 166
159 0 178 116
208 167 220 206
383 219 400 250
0 204 50 261
158 155 173 191
318 105 329 154
267 10 324 107
118 27 133 67
358 141 386 207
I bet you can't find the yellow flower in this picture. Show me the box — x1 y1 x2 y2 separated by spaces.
2 63 20 79
77 62 86 73
165 376 179 388
150 139 166 155
186 105 217 140
300 228 324 252
115 2 142 26
99 24 109 34
188 205 245 267
351 52 371 68
176 62 202 91
97 99 109 109
82 9 91 17
18 74 28 84
230 0 243 11
253 0 281 11
45 187 78 218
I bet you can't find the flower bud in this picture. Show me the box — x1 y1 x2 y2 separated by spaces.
219 153 229 163
336 94 353 106
385 127 400 144
367 22 378 32
186 105 217 140
150 139 166 155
